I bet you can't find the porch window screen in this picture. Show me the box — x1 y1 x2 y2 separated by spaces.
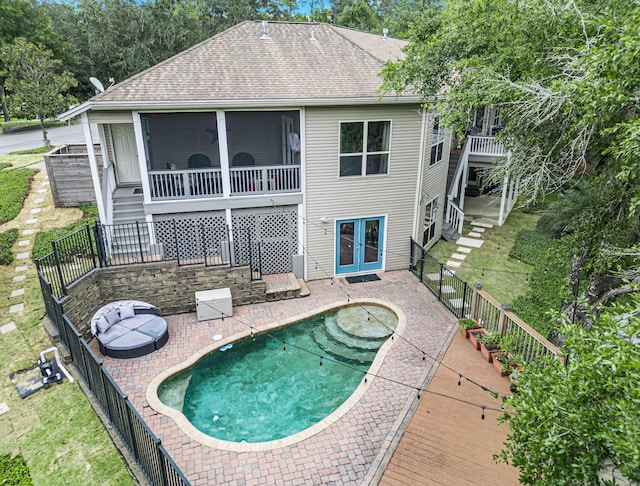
141 112 219 171
339 121 390 177
430 116 445 166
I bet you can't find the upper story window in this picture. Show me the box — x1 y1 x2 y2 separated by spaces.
430 116 445 166
339 121 391 177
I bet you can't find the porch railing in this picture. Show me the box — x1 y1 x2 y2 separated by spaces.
149 165 300 200
410 238 559 361
446 197 464 234
468 135 505 156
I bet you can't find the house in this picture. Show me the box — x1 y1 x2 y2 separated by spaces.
60 20 454 281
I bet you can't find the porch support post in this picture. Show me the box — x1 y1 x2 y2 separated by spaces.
498 173 509 226
217 112 231 197
132 112 152 205
81 112 107 224
460 157 469 210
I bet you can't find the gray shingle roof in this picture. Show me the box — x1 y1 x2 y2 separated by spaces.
92 21 409 104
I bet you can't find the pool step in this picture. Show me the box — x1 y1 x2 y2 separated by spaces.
313 326 376 364
324 315 386 350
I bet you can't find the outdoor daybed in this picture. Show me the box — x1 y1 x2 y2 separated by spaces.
91 300 169 359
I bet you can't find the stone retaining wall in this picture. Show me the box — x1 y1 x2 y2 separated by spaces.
62 261 268 337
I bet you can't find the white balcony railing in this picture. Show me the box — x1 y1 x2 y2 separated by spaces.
468 136 505 156
149 165 300 200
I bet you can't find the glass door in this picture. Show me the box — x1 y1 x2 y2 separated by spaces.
335 217 384 274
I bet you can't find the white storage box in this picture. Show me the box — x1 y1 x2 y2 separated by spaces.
195 288 233 321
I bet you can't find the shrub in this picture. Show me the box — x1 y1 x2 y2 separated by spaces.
0 228 19 265
0 454 33 485
0 169 35 224
509 229 556 265
0 162 12 171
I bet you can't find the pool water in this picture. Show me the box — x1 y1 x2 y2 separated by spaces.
158 305 397 443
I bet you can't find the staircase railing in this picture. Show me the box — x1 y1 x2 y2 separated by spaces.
446 198 464 234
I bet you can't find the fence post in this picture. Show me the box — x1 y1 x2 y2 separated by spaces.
51 240 67 296
155 437 169 486
438 263 443 301
93 222 106 267
460 281 468 319
135 221 145 263
419 245 425 283
470 283 482 321
497 304 511 337
85 223 97 269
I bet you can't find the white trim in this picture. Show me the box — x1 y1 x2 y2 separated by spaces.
132 112 151 204
411 108 428 241
338 119 392 178
216 111 231 197
81 112 107 224
299 107 307 279
333 213 388 277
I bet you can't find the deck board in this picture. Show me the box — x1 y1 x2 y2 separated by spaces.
378 331 521 486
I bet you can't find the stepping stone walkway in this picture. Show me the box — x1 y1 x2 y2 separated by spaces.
445 221 495 276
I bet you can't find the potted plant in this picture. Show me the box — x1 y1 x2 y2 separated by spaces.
477 332 501 362
468 328 485 351
492 351 518 377
457 318 480 339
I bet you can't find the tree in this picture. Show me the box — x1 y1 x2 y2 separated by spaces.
0 38 77 145
0 0 71 121
498 296 640 484
380 0 640 330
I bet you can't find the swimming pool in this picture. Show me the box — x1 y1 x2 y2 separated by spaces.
148 300 404 451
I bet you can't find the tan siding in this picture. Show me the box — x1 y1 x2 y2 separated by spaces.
305 105 425 280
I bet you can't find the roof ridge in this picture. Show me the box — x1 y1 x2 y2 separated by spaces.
92 20 252 101
326 24 397 64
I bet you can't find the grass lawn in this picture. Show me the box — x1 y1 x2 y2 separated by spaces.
0 152 132 485
428 209 540 305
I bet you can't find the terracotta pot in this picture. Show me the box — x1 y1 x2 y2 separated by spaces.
480 342 500 362
492 354 512 376
468 329 484 351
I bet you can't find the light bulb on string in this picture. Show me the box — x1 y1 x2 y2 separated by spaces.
458 374 462 386
481 405 486 420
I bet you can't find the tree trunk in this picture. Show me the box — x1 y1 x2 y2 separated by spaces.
39 115 49 146
1 85 10 122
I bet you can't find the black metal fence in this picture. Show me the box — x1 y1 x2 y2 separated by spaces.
37 273 190 486
410 238 472 318
36 220 263 297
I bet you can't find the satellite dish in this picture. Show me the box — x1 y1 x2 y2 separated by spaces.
89 77 105 93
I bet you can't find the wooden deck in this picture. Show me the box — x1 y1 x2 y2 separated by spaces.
378 330 521 486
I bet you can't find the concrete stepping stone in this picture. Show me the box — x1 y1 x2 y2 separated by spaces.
34 198 44 204
425 273 441 281
441 285 456 294
13 275 25 282
468 231 483 238
446 260 461 268
26 218 37 224
9 303 24 313
15 266 28 273
22 229 34 235
37 189 47 194
42 181 50 185
30 208 41 214
0 403 9 416
16 253 29 260
0 322 16 334
18 240 30 247
457 247 472 254
473 227 486 233
471 221 493 228
457 237 484 248
11 289 25 298
449 298 470 309
451 253 467 261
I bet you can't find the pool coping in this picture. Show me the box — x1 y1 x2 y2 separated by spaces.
146 298 407 453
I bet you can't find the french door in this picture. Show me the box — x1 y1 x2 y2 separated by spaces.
335 217 385 275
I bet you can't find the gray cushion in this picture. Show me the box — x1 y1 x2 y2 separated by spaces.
96 316 110 334
118 314 156 331
104 309 121 326
120 303 136 319
97 323 130 345
137 317 168 341
106 331 155 351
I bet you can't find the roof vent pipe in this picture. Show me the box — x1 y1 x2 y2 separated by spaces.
260 20 271 40
310 30 316 41
383 28 388 42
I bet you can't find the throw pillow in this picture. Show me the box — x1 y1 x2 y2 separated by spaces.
96 316 110 334
120 303 136 320
104 308 121 326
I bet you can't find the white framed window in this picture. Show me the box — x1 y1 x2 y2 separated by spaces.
430 116 445 166
422 197 438 246
339 120 391 177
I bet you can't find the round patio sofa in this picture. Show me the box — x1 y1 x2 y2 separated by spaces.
90 300 169 359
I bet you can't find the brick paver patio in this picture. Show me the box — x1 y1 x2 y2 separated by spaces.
97 271 471 485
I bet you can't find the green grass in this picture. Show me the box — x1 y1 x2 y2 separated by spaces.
32 205 98 260
0 454 33 485
0 169 36 224
0 152 46 170
9 147 53 155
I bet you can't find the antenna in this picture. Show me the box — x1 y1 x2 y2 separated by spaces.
260 21 271 40
383 28 389 42
89 77 105 93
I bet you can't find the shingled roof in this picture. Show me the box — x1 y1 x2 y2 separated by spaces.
89 21 411 106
